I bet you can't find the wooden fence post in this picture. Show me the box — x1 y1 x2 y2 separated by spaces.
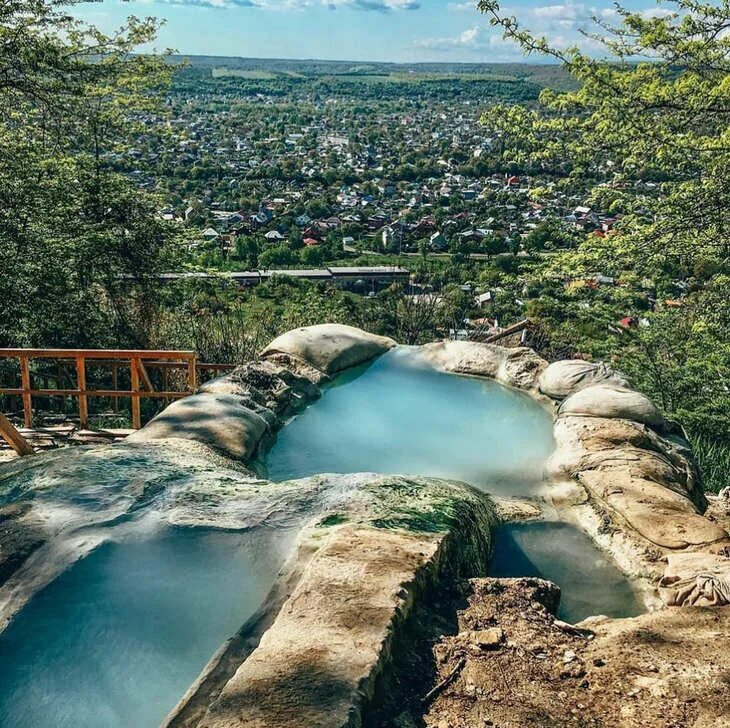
76 355 88 429
1 349 200 432
111 363 119 412
19 355 32 428
187 354 197 393
161 367 169 406
130 356 141 429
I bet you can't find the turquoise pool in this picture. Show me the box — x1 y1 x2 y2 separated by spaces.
0 346 641 727
264 348 555 496
264 348 642 622
489 521 643 622
0 526 294 728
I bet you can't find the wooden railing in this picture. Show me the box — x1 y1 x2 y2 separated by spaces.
0 349 234 430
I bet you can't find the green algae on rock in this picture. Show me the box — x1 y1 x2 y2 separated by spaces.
167 473 497 728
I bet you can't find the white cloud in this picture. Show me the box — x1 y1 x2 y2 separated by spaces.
154 0 259 7
414 3 635 59
414 25 514 52
154 0 419 9
528 2 618 29
447 1 477 12
348 0 420 9
639 7 675 19
413 9 621 60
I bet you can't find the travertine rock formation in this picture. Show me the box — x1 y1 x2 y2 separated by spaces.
260 323 395 375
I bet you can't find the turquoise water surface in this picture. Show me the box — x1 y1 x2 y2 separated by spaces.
489 521 643 622
0 527 294 728
0 347 639 728
265 348 641 622
265 348 555 496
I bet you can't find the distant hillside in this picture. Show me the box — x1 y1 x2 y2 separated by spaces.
171 55 576 91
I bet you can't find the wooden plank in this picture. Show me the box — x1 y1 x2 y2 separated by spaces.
19 355 32 428
98 428 136 437
483 319 532 344
130 357 141 429
0 388 191 399
136 361 235 371
0 349 203 433
197 363 237 371
28 424 75 436
75 355 88 429
136 359 155 392
0 412 34 456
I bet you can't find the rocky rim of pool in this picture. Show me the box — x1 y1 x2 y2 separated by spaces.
1 323 729 728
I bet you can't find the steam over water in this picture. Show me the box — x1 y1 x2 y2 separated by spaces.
265 348 642 623
264 347 556 495
0 443 300 728
0 527 296 728
0 347 641 727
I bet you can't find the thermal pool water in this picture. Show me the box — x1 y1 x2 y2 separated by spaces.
264 348 555 495
0 346 642 727
0 527 295 728
489 521 643 622
264 348 642 621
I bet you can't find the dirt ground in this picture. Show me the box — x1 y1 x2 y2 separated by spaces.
404 578 730 728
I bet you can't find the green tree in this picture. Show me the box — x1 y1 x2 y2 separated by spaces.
482 235 507 260
0 1 179 347
259 245 295 268
234 236 259 268
480 0 730 272
480 0 730 487
289 228 304 250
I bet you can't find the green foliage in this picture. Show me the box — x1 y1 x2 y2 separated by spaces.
258 245 295 268
479 0 730 489
0 1 179 347
151 277 363 363
480 0 730 272
316 513 349 528
610 278 730 445
524 218 579 253
690 434 730 494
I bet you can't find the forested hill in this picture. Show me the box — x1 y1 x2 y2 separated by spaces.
171 55 575 90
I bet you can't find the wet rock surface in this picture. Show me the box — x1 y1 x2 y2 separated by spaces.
0 440 266 628
420 341 547 392
3 329 729 728
0 503 44 588
166 474 497 728
549 416 705 508
539 360 730 605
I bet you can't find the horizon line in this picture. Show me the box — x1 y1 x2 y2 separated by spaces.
168 53 562 67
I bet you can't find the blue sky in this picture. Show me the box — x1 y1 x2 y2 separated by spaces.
73 0 667 63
